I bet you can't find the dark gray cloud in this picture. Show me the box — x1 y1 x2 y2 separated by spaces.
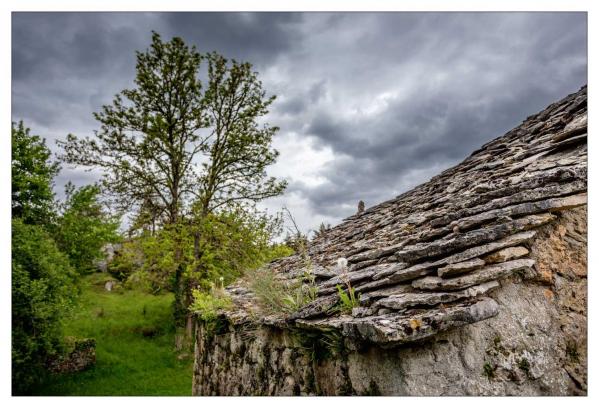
12 12 587 231
161 13 303 68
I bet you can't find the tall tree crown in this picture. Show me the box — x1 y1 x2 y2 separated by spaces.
59 32 286 225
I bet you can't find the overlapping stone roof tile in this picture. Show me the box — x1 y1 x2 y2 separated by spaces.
226 86 587 347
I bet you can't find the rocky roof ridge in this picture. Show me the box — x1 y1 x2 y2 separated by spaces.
224 85 587 347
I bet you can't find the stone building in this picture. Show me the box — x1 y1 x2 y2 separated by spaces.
192 86 587 396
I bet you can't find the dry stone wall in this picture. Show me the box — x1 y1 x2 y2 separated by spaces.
192 86 587 396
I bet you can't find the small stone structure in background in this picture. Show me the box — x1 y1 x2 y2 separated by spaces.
94 242 122 273
357 200 365 214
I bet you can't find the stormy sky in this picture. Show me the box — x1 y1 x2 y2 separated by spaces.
11 12 587 234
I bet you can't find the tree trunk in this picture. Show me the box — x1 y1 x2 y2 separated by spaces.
173 263 193 351
172 216 190 350
174 228 204 351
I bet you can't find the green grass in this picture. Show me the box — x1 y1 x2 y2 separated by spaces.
34 273 193 396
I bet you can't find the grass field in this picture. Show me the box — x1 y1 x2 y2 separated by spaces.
34 273 193 396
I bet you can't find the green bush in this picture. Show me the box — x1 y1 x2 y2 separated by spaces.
111 207 293 298
187 208 291 290
108 230 182 294
108 241 143 282
189 287 232 336
189 288 232 322
12 219 78 394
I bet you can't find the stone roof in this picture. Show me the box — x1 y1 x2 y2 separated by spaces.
224 86 587 347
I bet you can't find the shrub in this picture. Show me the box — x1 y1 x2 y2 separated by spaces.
108 232 177 294
187 208 292 290
12 219 77 394
108 241 141 282
189 288 232 322
331 271 361 315
189 287 232 336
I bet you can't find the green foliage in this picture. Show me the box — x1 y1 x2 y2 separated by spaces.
195 51 287 214
189 288 233 324
248 265 317 314
135 227 183 293
12 219 78 394
58 32 207 222
110 206 290 298
59 31 286 223
267 242 295 260
334 283 360 315
188 207 290 289
246 207 314 315
109 225 188 294
54 183 120 274
108 240 143 282
34 274 193 395
111 209 280 293
11 121 60 225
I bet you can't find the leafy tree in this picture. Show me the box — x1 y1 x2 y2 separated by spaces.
11 121 76 394
53 183 120 274
12 121 60 225
192 51 286 216
111 206 288 294
12 219 77 394
189 205 286 288
58 32 207 224
58 32 286 333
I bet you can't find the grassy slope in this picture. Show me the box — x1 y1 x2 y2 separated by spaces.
34 273 193 396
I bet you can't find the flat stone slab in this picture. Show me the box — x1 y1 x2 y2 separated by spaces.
437 258 486 277
347 297 500 345
373 281 499 311
484 246 529 263
412 259 535 291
